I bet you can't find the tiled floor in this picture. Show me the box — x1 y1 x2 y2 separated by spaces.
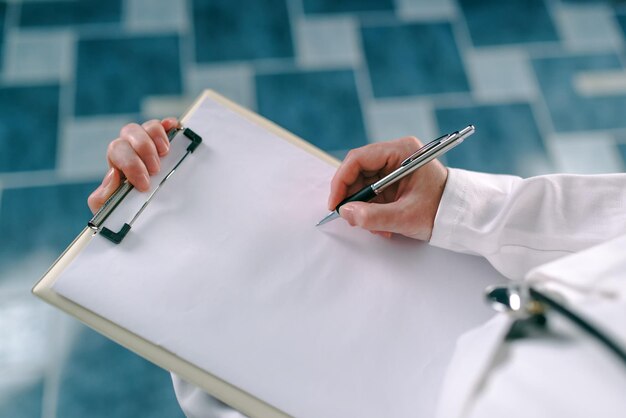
1 0 626 416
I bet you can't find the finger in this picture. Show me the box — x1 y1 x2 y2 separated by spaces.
370 230 393 239
328 137 420 210
119 123 161 175
328 144 389 210
107 138 151 191
88 168 121 214
142 119 171 157
161 117 179 132
338 201 403 233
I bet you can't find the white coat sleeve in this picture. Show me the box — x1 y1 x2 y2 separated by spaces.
170 373 248 418
429 168 626 280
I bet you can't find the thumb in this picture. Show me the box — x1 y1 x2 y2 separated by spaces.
339 201 400 232
88 168 121 214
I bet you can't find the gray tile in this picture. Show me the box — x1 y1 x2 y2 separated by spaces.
465 48 537 102
553 3 623 52
187 64 255 110
395 0 457 20
0 295 51 373
548 132 624 174
4 29 74 84
59 116 134 178
141 96 196 120
296 16 361 69
125 0 187 32
367 98 437 143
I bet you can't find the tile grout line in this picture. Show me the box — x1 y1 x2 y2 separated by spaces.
286 0 303 65
41 310 64 418
350 17 377 144
0 169 99 190
541 0 609 171
54 30 77 175
1 0 20 83
178 0 192 101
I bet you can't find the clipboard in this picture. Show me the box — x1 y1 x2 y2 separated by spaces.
33 90 308 417
33 90 505 418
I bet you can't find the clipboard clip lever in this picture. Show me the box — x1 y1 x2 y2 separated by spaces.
89 127 203 244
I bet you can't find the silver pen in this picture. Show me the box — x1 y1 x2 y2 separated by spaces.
316 125 475 226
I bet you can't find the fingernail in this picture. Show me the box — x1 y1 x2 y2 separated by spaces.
102 168 114 188
141 174 150 190
150 155 160 172
340 204 354 223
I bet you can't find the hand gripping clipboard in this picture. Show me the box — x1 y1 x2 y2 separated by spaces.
32 90 338 418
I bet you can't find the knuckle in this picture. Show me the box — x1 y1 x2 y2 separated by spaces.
117 157 141 174
127 133 154 156
87 193 100 212
402 135 422 148
355 208 371 227
142 119 160 128
411 136 423 147
344 149 357 162
107 138 123 156
119 123 139 139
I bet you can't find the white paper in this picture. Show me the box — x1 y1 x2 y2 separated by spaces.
53 97 506 418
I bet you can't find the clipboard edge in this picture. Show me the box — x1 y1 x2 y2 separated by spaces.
31 89 343 418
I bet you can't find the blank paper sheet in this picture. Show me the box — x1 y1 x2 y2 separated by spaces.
53 96 505 418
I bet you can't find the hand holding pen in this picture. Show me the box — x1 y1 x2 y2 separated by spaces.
322 126 474 240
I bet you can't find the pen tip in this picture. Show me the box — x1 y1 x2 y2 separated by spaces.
316 211 340 227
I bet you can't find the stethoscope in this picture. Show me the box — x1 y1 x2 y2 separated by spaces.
485 283 626 366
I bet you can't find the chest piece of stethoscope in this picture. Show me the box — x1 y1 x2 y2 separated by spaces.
484 283 626 365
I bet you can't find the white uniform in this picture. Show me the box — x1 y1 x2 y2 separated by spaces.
173 168 626 418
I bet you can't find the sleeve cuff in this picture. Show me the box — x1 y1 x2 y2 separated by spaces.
429 168 471 252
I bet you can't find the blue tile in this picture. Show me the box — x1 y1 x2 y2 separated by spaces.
532 54 626 132
459 0 558 46
192 0 293 63
19 0 122 27
617 12 626 36
435 103 549 176
0 85 59 172
0 182 98 279
303 0 394 14
256 70 368 151
618 143 626 165
361 23 469 98
74 36 182 116
57 327 184 418
0 380 43 418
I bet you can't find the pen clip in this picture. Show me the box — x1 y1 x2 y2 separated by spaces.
401 134 450 167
